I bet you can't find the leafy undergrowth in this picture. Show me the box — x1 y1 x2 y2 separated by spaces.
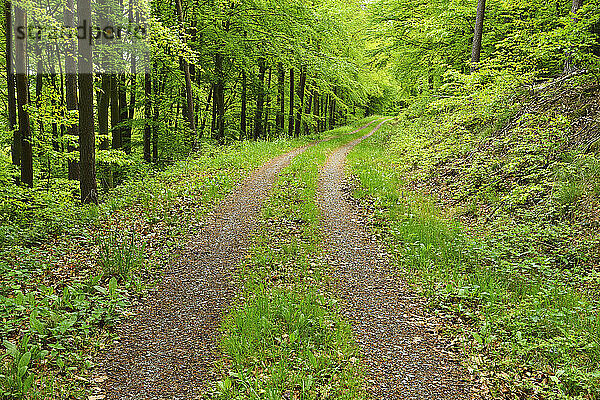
348 77 600 399
210 120 382 400
0 139 307 399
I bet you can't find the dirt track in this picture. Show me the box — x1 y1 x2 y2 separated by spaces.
99 122 377 399
317 120 472 399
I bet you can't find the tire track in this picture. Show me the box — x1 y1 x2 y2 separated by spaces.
317 119 472 399
99 121 378 399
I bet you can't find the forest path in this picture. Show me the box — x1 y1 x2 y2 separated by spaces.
317 120 472 399
98 122 377 399
99 145 312 399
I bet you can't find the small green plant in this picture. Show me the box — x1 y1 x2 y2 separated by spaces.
0 336 36 399
97 229 145 282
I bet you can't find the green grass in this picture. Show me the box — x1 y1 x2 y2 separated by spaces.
347 120 600 399
211 118 383 400
0 138 308 399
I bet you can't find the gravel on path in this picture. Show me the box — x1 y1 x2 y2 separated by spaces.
99 145 311 399
317 119 473 399
98 121 379 400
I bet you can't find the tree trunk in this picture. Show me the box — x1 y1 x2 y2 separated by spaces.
98 74 111 150
77 0 98 204
564 0 584 73
470 0 486 72
214 53 225 142
288 67 295 136
211 83 217 134
5 0 18 166
119 76 130 153
253 58 266 140
127 60 137 149
64 0 78 180
329 88 336 129
14 6 32 186
199 85 212 138
144 67 152 162
264 67 272 137
110 74 121 149
240 69 247 139
50 65 59 152
313 90 319 134
152 67 162 162
294 67 306 138
303 88 313 136
276 63 284 134
175 0 196 133
323 94 328 131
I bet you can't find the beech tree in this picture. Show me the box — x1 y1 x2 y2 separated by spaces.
77 0 97 204
13 4 32 186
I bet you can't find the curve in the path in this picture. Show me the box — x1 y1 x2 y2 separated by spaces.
100 121 378 400
317 119 472 399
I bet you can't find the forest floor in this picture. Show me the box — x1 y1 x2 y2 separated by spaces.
94 119 472 399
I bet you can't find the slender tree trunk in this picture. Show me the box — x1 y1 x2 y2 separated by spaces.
264 67 272 137
77 0 98 204
50 66 59 152
127 60 137 151
152 66 162 162
294 67 306 138
564 0 584 73
6 0 18 166
110 74 121 149
175 0 196 133
98 75 110 150
119 76 130 153
14 6 32 186
313 90 319 134
240 69 247 139
143 67 152 162
275 63 284 134
97 6 110 151
253 58 266 140
65 0 78 180
199 85 212 138
288 67 295 136
174 90 180 132
35 44 44 141
303 88 313 136
470 0 486 72
211 82 217 134
329 88 336 129
323 94 328 131
214 53 225 142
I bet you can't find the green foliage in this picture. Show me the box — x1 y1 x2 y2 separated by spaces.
0 139 305 398
367 0 600 100
348 88 600 398
97 230 145 282
0 337 35 399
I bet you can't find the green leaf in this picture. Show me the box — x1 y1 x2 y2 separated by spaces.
29 312 45 335
18 351 31 370
2 340 18 357
308 351 318 369
23 374 34 392
18 365 28 378
109 277 118 300
473 331 483 345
